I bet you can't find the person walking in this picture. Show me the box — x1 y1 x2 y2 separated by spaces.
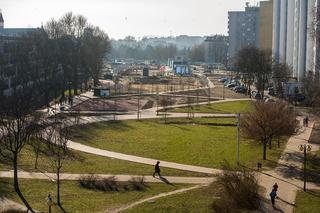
305 116 309 127
273 183 278 192
270 188 277 207
153 161 161 177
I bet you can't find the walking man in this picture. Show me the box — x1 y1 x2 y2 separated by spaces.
305 116 309 127
273 183 278 192
153 161 161 177
270 188 277 207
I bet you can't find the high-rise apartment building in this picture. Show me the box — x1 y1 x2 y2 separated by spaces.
228 4 260 67
204 35 228 64
259 0 274 51
272 0 320 81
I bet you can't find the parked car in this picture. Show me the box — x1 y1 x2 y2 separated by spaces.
254 92 262 100
268 87 275 96
293 94 306 102
219 77 229 83
235 86 247 93
227 82 238 88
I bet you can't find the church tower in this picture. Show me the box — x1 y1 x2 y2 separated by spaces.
0 9 4 29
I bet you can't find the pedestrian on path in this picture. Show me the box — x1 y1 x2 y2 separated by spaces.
153 161 161 177
273 183 278 192
270 188 277 207
305 116 309 127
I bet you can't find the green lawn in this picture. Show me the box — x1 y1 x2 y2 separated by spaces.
0 178 186 213
68 118 285 170
306 123 320 183
307 150 320 183
294 190 320 213
125 184 221 213
168 100 252 114
0 145 205 177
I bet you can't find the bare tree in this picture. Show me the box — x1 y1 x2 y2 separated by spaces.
302 71 320 107
235 47 273 98
241 101 297 160
0 93 43 213
43 118 74 208
272 63 293 97
160 96 173 123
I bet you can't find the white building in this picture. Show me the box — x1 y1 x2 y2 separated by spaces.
272 0 320 81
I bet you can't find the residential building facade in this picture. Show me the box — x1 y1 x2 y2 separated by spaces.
204 35 228 65
228 4 260 68
259 0 274 51
272 0 320 81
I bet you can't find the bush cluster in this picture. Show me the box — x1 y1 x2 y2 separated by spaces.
212 163 261 212
79 175 147 192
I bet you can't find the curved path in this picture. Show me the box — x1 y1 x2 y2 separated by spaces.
67 140 222 175
8 98 320 212
66 116 320 213
106 185 208 213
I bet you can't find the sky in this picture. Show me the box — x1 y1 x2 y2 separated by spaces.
1 0 258 39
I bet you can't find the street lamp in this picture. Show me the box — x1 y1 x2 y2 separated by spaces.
298 144 312 191
47 193 52 213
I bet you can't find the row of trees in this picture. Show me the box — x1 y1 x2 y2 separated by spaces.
110 43 207 62
234 46 293 98
0 12 111 212
111 44 178 62
0 86 75 212
0 12 111 107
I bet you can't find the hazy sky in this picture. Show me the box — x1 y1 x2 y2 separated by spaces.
1 0 258 39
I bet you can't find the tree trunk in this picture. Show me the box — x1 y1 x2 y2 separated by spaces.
263 142 267 160
57 167 61 206
268 138 272 149
34 151 39 169
13 153 35 213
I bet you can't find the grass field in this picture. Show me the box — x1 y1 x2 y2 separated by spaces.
68 118 285 170
294 190 320 213
168 100 252 114
0 145 205 177
0 178 186 213
125 184 221 213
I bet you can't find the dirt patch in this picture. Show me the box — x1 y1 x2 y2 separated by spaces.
70 98 149 112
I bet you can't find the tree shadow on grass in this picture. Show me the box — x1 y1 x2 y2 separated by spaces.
0 179 13 197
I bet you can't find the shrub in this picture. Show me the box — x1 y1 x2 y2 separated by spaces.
128 176 147 191
212 162 261 212
79 175 119 191
79 175 147 192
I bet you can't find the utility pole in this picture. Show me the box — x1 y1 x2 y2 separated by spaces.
137 82 141 120
237 113 240 165
156 85 159 116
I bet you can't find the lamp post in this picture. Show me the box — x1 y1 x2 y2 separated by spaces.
299 144 312 191
47 193 52 213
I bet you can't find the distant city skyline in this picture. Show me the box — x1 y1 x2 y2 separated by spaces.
1 0 258 39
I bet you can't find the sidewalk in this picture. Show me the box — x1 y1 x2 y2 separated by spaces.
0 171 216 184
259 119 320 213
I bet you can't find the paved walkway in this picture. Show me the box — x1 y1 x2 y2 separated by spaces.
0 171 216 184
66 117 320 213
258 119 320 212
4 96 320 212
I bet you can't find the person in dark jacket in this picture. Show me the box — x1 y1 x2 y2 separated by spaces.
270 188 277 207
153 161 161 177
